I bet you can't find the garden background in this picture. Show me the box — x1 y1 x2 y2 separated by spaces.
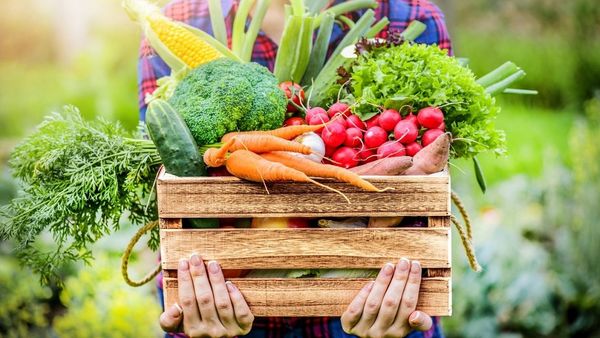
1 0 599 337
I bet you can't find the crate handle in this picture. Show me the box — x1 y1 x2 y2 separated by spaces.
121 220 162 287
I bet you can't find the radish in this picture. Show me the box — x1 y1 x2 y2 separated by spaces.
330 116 348 129
393 120 419 144
321 123 346 147
417 107 444 129
377 141 406 159
347 114 366 130
325 144 337 158
344 127 363 147
437 121 446 131
364 126 388 149
305 107 327 122
356 146 376 163
403 112 419 127
327 102 351 118
293 132 325 163
404 142 423 157
421 128 445 147
366 115 380 129
332 147 359 168
378 109 402 132
284 116 305 126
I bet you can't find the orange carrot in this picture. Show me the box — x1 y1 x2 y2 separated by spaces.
261 152 391 192
226 150 350 203
221 124 327 142
203 138 236 167
228 134 313 154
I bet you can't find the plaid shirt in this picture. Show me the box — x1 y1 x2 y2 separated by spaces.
141 1 451 337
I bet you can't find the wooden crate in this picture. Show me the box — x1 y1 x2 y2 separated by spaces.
157 168 452 317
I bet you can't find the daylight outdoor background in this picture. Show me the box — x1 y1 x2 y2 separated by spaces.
1 0 599 337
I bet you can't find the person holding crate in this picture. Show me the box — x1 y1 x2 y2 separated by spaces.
138 0 452 337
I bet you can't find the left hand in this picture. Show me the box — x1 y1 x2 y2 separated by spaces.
340 258 433 337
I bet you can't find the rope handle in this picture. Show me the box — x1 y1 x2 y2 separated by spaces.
121 220 162 287
451 191 482 272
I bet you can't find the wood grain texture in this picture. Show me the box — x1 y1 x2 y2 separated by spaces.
426 217 452 278
160 228 450 270
162 277 451 317
156 173 450 218
159 218 182 229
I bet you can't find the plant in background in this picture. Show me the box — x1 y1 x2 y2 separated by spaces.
52 252 161 338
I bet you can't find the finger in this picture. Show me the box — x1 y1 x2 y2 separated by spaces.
188 254 220 323
352 262 395 332
206 261 236 326
372 258 411 330
159 303 183 332
340 281 374 333
177 259 202 330
394 260 422 328
226 281 255 333
409 311 433 331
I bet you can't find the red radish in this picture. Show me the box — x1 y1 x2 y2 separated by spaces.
344 127 363 147
327 102 351 118
308 113 329 132
393 120 419 144
379 109 402 131
279 81 305 112
417 107 444 129
332 147 359 168
284 116 305 126
403 112 419 127
437 121 446 131
366 115 380 129
421 128 445 147
405 142 423 156
377 141 406 159
347 114 366 130
364 126 388 149
325 144 337 157
329 116 348 129
356 146 376 163
321 123 346 147
305 107 327 122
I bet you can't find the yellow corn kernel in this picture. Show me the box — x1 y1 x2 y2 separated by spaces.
148 15 222 68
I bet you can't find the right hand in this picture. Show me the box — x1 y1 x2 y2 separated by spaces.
159 254 254 337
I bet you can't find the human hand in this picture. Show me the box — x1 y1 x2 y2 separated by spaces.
159 254 254 337
341 259 433 337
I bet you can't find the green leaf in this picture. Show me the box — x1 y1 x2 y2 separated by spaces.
473 156 487 193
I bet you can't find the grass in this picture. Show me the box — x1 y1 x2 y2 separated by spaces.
451 98 575 188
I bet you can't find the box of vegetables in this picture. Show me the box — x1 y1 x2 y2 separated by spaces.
0 0 531 318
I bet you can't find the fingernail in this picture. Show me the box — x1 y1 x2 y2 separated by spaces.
190 253 202 266
226 281 236 292
383 262 394 275
178 259 189 271
412 260 421 272
208 261 220 274
410 311 421 324
399 258 410 271
365 281 375 291
169 303 183 317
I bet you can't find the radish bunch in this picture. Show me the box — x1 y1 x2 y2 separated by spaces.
294 104 446 169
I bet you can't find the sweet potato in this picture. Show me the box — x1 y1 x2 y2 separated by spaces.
349 156 413 175
403 132 451 175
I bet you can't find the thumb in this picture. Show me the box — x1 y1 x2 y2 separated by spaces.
159 303 183 332
408 311 433 331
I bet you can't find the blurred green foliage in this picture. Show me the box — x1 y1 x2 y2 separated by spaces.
52 253 161 338
0 247 53 338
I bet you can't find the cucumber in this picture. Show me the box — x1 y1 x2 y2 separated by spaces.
146 99 207 177
146 99 218 228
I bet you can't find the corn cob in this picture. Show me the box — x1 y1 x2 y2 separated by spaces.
123 0 223 70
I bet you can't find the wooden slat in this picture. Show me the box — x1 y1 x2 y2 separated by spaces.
163 277 451 317
157 173 450 218
427 216 452 278
160 228 450 270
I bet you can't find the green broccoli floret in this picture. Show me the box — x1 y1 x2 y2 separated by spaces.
169 59 286 146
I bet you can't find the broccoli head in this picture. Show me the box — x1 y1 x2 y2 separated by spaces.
169 58 286 146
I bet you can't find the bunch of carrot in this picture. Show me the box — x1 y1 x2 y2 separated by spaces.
203 124 390 201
